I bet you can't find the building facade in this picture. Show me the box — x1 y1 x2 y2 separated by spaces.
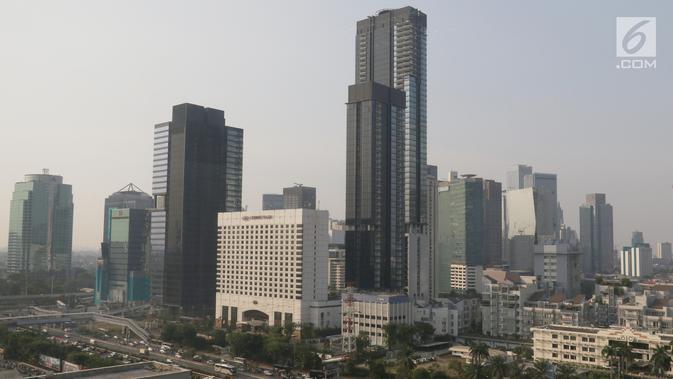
579 193 614 274
534 243 582 297
483 179 503 267
656 242 673 263
102 184 153 243
345 81 406 290
481 269 539 338
162 103 243 316
149 122 169 304
215 209 329 328
7 170 73 273
328 247 346 292
283 185 316 210
620 245 653 278
342 292 413 349
262 194 284 211
414 296 481 336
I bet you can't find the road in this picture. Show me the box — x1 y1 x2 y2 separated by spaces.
46 328 267 378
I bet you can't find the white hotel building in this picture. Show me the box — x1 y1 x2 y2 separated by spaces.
215 209 338 328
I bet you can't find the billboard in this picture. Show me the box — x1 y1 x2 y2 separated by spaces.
39 354 61 371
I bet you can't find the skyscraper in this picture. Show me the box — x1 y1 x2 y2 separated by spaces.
283 185 316 209
356 7 427 226
149 122 169 304
483 179 503 266
506 164 533 191
347 6 428 291
631 231 645 247
345 81 406 290
437 174 485 293
7 170 73 273
161 103 243 315
579 193 614 274
103 183 153 243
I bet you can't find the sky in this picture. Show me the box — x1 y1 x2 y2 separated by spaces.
0 0 671 250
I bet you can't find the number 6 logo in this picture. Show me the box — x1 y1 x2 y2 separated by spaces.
622 20 649 55
616 17 656 58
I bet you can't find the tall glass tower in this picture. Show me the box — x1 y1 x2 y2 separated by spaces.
7 170 73 273
355 7 427 226
161 103 243 316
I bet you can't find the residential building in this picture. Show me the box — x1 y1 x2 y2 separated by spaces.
579 194 614 274
215 209 329 328
329 219 346 246
102 184 153 243
414 296 481 336
450 264 483 293
96 209 151 304
283 185 316 209
532 324 673 372
345 81 406 291
341 292 413 349
328 247 346 292
436 174 485 294
656 242 673 263
620 245 653 278
7 170 73 273
481 268 539 338
521 292 590 339
163 103 244 316
262 194 284 211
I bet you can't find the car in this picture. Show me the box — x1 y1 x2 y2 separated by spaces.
175 353 182 359
263 369 274 376
206 360 214 365
166 359 174 364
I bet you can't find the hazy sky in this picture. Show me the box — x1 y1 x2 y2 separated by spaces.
0 0 671 250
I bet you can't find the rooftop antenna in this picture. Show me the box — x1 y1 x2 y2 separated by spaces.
42 168 50 175
116 183 148 194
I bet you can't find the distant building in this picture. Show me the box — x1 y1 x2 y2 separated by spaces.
632 231 645 247
162 103 244 316
579 193 614 275
437 174 485 294
409 165 438 301
215 209 333 328
102 184 153 243
283 185 316 209
96 209 151 304
521 293 590 339
506 164 533 191
620 245 653 278
329 219 346 246
534 243 582 297
149 122 169 304
450 264 483 293
656 242 673 262
7 170 73 273
342 292 412 349
328 247 346 291
481 268 539 338
483 179 503 267
262 194 284 210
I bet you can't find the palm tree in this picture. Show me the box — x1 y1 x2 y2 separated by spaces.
602 345 618 379
650 345 671 378
507 358 525 378
486 355 507 379
615 342 633 378
525 359 550 379
555 363 577 379
462 362 488 379
469 343 490 367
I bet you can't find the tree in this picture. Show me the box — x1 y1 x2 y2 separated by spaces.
462 362 488 379
507 359 525 378
394 348 415 379
412 368 431 379
469 343 489 367
368 358 388 379
555 363 577 379
486 355 507 379
603 342 633 379
525 360 550 379
414 322 435 344
355 331 371 363
429 370 448 379
650 345 671 378
213 329 227 347
512 345 533 361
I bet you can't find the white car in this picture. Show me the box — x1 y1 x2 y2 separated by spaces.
263 369 274 376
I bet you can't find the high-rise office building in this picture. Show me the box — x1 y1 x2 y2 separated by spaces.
355 7 428 227
506 164 533 191
161 103 243 315
283 185 316 209
97 208 151 304
632 231 645 247
579 194 614 274
408 165 437 301
149 122 169 304
103 183 153 243
437 174 485 293
7 170 73 273
620 245 653 278
655 242 672 262
483 179 503 266
262 194 284 210
345 81 406 290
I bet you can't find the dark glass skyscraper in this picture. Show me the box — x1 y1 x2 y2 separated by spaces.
580 193 614 274
346 7 427 291
345 81 406 290
162 103 243 316
355 7 427 226
103 183 153 243
483 180 503 266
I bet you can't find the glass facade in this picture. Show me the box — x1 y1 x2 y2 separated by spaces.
282 185 316 209
103 185 153 242
163 103 243 316
150 122 169 303
7 172 73 273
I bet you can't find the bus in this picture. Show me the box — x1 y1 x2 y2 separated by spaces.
214 363 236 375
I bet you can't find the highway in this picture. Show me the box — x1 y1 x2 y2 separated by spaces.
45 328 268 378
